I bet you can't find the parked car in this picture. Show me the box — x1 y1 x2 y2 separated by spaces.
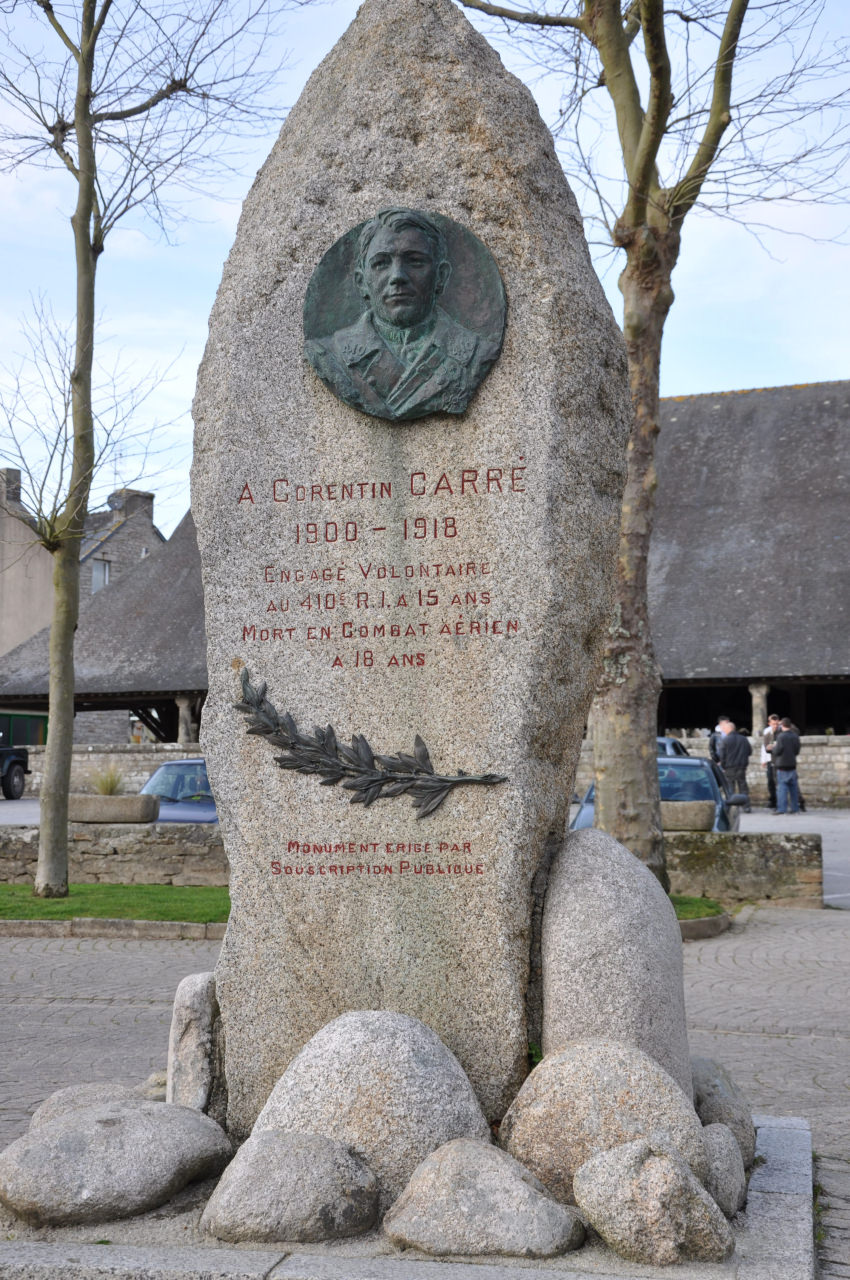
570 756 747 833
0 746 29 800
656 735 690 757
140 758 218 823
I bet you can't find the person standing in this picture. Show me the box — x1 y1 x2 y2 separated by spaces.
761 713 780 810
769 717 802 814
718 720 753 812
709 717 730 764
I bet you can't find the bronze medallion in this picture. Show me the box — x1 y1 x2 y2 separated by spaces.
304 208 506 422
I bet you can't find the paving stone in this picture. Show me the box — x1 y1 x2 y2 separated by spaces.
0 1241 283 1278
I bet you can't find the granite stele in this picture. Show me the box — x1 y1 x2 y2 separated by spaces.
192 0 631 1139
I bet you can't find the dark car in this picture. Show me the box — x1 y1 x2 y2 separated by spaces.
656 736 690 757
0 746 29 800
140 758 218 823
570 756 747 833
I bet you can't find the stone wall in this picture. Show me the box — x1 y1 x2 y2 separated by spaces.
665 832 822 907
0 823 227 887
22 743 202 797
72 710 133 747
574 735 850 807
0 820 818 905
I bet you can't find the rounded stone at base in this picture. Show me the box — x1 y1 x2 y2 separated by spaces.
542 828 693 1097
500 1039 707 1205
691 1056 756 1169
253 1011 490 1210
0 1102 231 1226
201 1131 378 1243
573 1136 734 1266
384 1138 585 1258
701 1123 747 1217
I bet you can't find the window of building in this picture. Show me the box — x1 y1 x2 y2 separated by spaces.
0 713 48 746
91 559 110 593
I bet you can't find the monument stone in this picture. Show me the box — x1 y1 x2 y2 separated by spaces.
192 0 631 1139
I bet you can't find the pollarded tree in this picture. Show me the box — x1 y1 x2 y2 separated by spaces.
0 0 305 896
459 0 849 881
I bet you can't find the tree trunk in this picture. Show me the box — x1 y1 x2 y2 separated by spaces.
592 227 677 888
36 543 81 895
34 29 98 897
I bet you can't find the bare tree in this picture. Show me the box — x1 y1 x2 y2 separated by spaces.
0 0 305 896
458 0 849 882
0 301 169 537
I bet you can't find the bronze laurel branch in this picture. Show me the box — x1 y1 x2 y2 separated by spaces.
235 668 507 818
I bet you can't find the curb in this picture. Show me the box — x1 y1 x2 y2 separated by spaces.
1 916 734 942
679 911 731 940
0 918 226 940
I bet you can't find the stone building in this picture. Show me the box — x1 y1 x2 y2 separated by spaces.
0 471 164 653
0 472 165 744
0 511 202 744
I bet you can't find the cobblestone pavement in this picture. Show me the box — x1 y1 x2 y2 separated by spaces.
0 938 219 1144
684 906 850 1278
0 910 847 1275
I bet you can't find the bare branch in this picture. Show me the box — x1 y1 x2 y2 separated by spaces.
591 0 646 177
91 76 189 125
624 0 673 224
33 0 80 62
458 0 587 32
668 0 750 223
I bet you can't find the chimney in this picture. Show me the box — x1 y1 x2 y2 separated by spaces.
1 469 21 504
107 489 155 521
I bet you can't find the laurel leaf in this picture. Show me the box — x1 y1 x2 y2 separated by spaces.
413 788 449 818
414 736 434 773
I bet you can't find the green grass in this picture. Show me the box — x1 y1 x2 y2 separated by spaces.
670 893 724 919
0 883 721 926
0 883 230 923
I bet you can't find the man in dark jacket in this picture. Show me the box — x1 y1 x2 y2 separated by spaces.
769 717 801 814
717 720 753 812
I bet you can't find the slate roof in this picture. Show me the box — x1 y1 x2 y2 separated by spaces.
650 380 850 682
0 511 207 708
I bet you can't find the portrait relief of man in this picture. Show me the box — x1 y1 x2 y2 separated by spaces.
304 208 504 422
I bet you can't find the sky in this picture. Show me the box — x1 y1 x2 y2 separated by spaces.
0 0 847 537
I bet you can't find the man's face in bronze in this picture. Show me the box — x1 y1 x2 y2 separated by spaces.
356 225 449 328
